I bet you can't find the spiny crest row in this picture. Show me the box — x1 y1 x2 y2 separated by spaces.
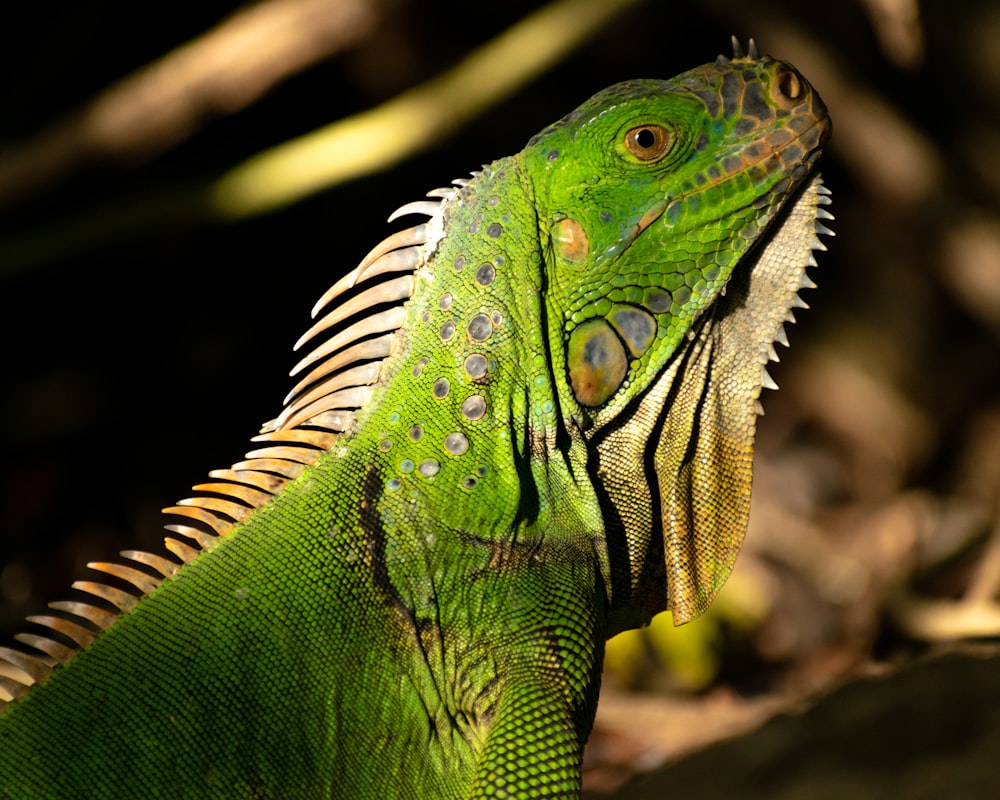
753 178 833 413
719 36 761 65
0 179 469 707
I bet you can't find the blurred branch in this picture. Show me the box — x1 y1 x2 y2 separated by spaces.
0 0 641 278
209 0 642 218
0 0 383 212
891 594 1000 640
891 502 1000 640
857 0 924 68
965 503 1000 604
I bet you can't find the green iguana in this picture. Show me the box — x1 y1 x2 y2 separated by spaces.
0 40 831 798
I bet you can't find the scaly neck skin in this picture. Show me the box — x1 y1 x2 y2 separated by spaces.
344 153 611 610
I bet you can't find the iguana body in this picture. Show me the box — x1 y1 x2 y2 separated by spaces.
0 42 831 798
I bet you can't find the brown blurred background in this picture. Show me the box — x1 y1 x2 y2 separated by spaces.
1 0 999 796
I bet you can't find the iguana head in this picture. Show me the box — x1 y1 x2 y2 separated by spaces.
524 41 832 626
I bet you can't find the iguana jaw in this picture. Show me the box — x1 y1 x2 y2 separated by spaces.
598 173 833 631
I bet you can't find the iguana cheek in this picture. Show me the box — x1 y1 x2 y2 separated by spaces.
567 318 628 407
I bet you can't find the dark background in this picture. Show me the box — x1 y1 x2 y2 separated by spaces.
2 0 999 796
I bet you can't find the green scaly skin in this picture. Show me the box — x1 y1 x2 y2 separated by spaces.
0 46 830 798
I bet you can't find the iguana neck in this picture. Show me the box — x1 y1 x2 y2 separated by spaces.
342 155 607 577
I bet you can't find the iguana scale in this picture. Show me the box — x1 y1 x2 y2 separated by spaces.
0 40 831 798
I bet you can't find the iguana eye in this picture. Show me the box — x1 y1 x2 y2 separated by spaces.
624 125 671 161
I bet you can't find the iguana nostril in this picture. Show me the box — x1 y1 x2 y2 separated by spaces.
778 67 803 101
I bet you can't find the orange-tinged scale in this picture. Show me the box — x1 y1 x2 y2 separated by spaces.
551 218 590 263
636 199 668 235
